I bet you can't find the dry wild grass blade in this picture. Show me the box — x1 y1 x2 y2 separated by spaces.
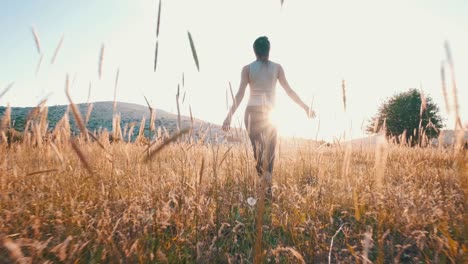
342 79 347 112
419 88 427 117
87 82 92 103
87 131 106 150
144 128 189 162
27 98 47 121
143 95 156 132
35 54 44 77
144 95 152 110
26 169 58 177
99 44 105 79
137 117 146 139
2 237 25 262
199 156 205 185
328 224 345 264
39 105 48 135
50 34 64 64
65 74 89 141
156 0 162 37
229 82 236 105
440 61 450 113
176 85 181 131
189 104 194 125
189 105 194 139
127 123 135 142
0 82 14 100
188 31 200 71
154 40 159 72
374 133 388 190
272 247 306 264
218 145 233 166
182 90 186 104
1 104 11 130
85 103 94 126
228 82 236 121
225 88 229 110
444 41 462 129
70 139 93 173
114 68 120 112
112 113 123 141
31 26 41 54
253 177 266 264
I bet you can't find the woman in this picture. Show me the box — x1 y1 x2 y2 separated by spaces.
222 36 315 192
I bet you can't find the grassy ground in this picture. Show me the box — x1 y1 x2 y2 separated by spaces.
0 137 466 263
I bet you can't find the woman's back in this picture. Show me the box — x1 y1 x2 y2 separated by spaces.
247 60 279 107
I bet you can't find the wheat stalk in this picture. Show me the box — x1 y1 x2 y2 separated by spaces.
188 31 200 71
26 169 58 177
341 79 347 112
444 41 462 129
189 105 194 140
440 61 450 113
35 54 44 77
98 44 105 79
31 26 41 54
143 128 189 162
1 104 11 131
176 85 181 132
50 34 64 64
0 82 14 100
64 74 89 141
70 139 92 173
85 103 94 126
113 68 120 113
154 40 159 72
156 0 162 37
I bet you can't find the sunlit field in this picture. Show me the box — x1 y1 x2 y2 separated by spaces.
0 124 466 263
1 1 468 263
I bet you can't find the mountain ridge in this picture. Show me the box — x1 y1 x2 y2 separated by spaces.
0 101 221 140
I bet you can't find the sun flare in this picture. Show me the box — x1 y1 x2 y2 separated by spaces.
268 108 281 133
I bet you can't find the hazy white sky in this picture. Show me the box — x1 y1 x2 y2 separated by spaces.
1 0 467 141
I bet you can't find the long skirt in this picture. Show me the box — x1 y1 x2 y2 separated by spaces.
244 105 278 177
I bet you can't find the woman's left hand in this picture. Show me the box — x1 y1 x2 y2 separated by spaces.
222 118 231 131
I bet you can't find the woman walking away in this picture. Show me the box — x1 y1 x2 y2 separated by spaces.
222 36 315 198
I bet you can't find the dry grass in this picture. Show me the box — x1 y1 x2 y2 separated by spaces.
1 13 466 263
50 34 64 65
0 125 466 263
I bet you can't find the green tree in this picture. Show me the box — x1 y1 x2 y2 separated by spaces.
366 89 444 146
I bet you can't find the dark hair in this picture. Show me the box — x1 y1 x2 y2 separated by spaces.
253 36 270 59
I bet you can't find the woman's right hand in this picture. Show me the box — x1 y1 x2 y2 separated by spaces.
305 106 316 119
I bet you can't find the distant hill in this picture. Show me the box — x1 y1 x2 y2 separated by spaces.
346 130 468 147
0 101 224 141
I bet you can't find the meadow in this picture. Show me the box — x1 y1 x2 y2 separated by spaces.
1 3 467 262
0 117 466 263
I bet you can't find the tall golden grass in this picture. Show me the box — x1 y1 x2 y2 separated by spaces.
0 123 466 262
0 10 465 263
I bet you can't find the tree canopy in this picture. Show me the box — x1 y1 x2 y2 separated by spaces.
366 89 444 145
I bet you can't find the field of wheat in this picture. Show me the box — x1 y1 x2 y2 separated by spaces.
0 117 466 263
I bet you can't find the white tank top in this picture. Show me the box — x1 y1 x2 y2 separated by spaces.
247 60 279 107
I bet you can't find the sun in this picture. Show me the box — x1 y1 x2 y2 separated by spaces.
268 108 281 133
267 104 318 138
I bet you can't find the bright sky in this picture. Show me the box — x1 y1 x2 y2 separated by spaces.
1 0 467 141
